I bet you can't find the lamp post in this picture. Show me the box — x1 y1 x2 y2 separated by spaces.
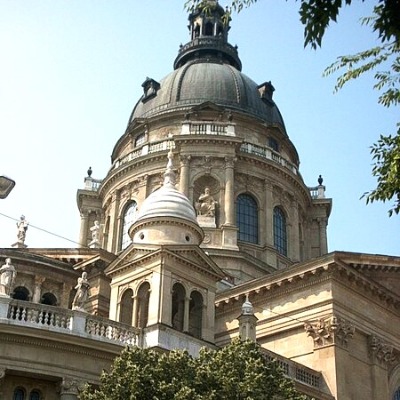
0 176 15 199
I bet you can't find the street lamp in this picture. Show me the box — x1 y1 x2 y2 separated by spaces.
0 176 15 199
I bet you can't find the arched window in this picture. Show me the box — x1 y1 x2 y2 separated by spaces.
393 387 400 400
205 21 213 36
135 133 146 147
29 390 41 400
136 282 150 328
274 207 287 256
120 201 138 251
13 388 26 400
189 290 203 339
236 194 258 244
171 283 186 332
12 286 29 301
119 289 134 325
41 292 57 306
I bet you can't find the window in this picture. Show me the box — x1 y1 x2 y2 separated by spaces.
30 390 41 400
274 207 287 256
41 292 57 306
12 286 29 301
120 201 138 251
189 291 203 339
119 289 134 325
268 137 279 152
236 194 258 244
13 388 25 400
136 282 150 328
393 387 400 400
171 283 186 332
135 133 146 147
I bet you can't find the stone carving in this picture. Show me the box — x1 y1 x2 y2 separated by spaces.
369 334 397 365
89 220 101 248
0 258 17 296
14 215 29 247
72 272 90 312
304 315 355 348
60 377 86 395
195 187 217 217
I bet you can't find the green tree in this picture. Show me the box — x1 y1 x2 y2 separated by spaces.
79 339 307 400
186 0 400 215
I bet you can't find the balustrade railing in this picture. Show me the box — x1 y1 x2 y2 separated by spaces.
2 299 138 346
86 315 138 345
240 142 298 175
264 351 321 389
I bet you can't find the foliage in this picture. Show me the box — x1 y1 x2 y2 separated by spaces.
185 0 400 215
79 339 308 400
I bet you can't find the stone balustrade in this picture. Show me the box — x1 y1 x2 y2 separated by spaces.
0 298 138 346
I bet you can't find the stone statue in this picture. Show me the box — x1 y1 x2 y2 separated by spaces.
195 187 217 217
0 258 17 296
16 215 28 244
72 272 90 312
89 220 103 249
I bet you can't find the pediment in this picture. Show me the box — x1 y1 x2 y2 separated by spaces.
105 243 225 281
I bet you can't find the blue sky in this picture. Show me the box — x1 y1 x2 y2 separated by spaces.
0 0 398 256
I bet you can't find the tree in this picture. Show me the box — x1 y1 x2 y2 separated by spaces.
185 0 400 215
79 339 307 400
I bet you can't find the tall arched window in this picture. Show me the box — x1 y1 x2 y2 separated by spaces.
393 387 400 400
236 194 258 244
119 289 134 325
274 206 287 256
136 282 150 328
189 290 203 339
120 201 138 251
13 388 25 400
171 283 186 332
29 390 41 400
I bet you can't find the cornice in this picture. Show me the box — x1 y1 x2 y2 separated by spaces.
215 252 400 311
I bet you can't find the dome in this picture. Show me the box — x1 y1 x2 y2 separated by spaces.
133 152 198 226
129 60 285 128
127 3 286 130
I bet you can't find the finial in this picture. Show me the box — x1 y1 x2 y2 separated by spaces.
163 150 176 187
241 294 254 315
318 175 323 186
87 167 92 177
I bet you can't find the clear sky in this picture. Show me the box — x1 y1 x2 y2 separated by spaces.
0 0 398 256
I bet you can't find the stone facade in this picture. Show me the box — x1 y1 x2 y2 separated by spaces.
1 3 399 400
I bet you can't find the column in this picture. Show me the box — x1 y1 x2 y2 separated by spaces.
111 190 121 253
183 296 190 332
264 180 274 246
318 217 328 255
60 378 84 400
224 157 235 226
290 199 300 261
32 276 45 303
78 211 89 247
179 155 191 195
132 295 138 327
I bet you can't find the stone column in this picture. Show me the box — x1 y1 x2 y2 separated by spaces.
224 157 235 226
0 368 5 400
132 295 138 327
183 296 190 332
179 155 191 196
60 378 84 400
290 199 300 262
32 276 45 303
318 217 328 255
264 180 274 246
111 190 121 253
78 211 89 247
